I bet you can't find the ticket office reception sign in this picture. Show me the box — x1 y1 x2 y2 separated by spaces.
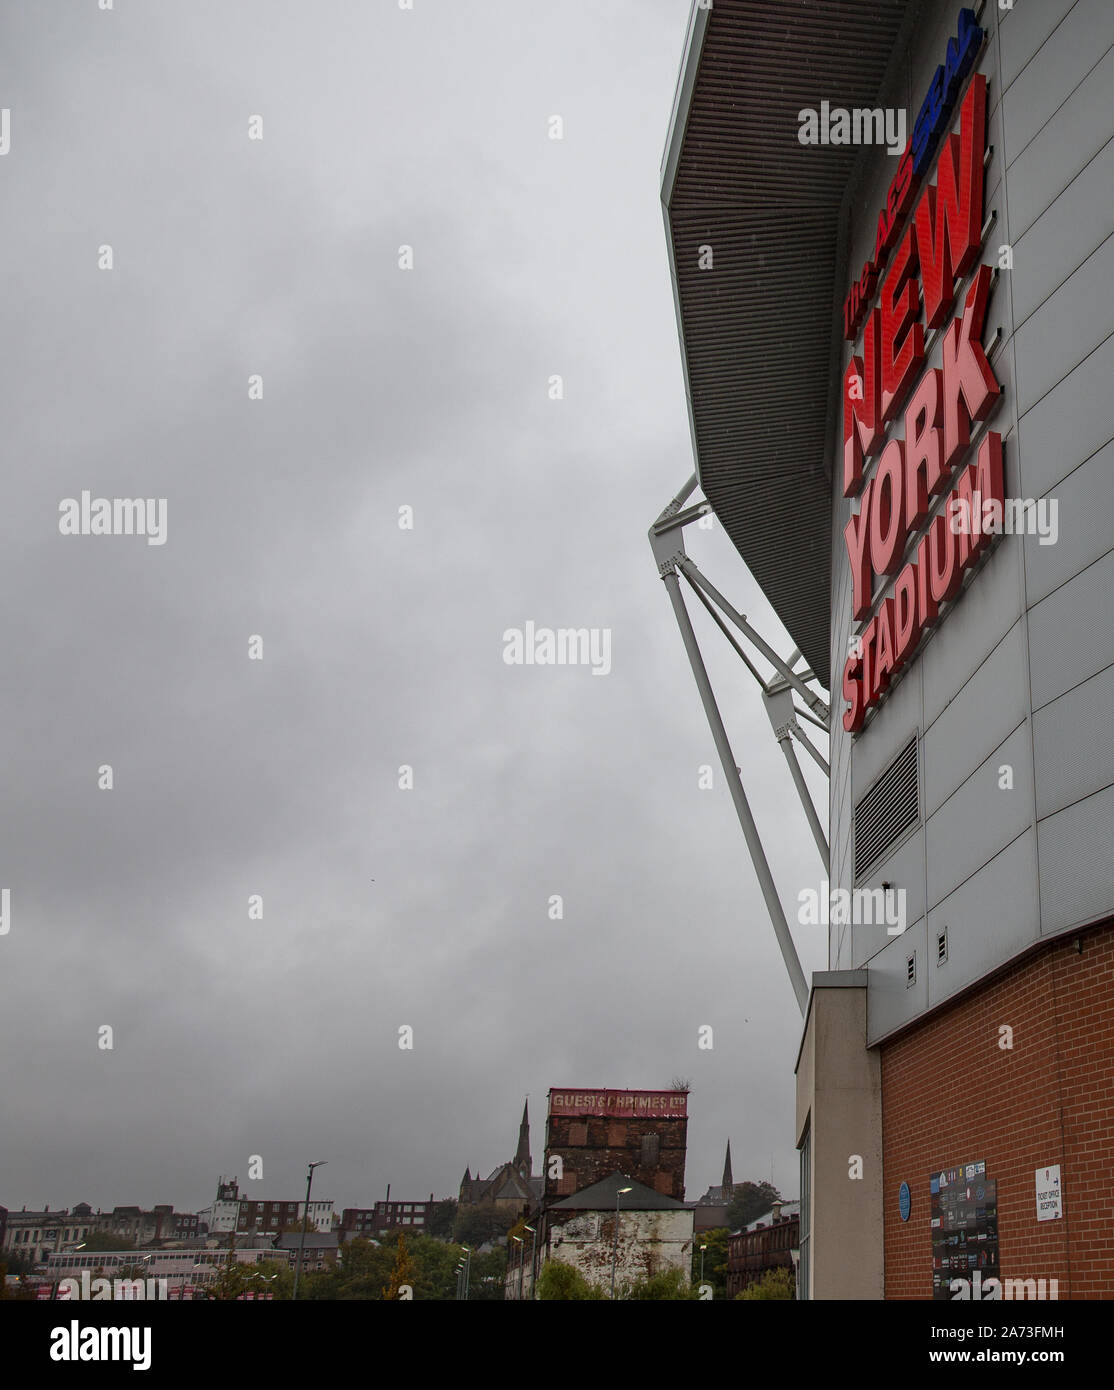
1035 1165 1063 1222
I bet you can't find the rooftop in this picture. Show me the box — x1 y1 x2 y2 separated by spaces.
549 1173 688 1212
740 1201 801 1234
661 0 912 687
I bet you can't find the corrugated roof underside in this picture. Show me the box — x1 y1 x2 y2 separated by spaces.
668 0 910 690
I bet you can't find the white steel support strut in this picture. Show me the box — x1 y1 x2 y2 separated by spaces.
660 567 810 1013
763 687 829 866
676 556 830 722
649 476 832 1015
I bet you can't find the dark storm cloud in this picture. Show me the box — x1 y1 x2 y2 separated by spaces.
0 0 826 1217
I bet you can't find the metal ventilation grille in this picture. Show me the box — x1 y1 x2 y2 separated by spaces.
854 738 919 879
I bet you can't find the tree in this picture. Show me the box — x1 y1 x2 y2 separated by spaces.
725 1181 782 1231
536 1259 606 1301
425 1201 457 1241
206 1259 259 1301
468 1246 507 1301
623 1267 699 1300
691 1226 731 1297
0 1260 36 1300
0 1250 33 1278
736 1266 795 1300
245 1259 292 1300
382 1233 416 1300
323 1236 394 1300
452 1203 516 1248
403 1235 463 1301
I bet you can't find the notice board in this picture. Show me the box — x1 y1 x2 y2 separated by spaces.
930 1160 999 1300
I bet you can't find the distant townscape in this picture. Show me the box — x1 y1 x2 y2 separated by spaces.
1 1088 797 1301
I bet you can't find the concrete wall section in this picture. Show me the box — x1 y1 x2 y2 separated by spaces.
544 1208 694 1294
796 975 882 1299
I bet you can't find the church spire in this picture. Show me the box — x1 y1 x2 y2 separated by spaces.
515 1098 532 1177
722 1140 734 1193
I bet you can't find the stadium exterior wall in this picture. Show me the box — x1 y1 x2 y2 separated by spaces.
818 0 1114 1298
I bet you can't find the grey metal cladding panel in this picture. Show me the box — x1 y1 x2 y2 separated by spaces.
1010 138 1114 328
851 660 922 797
983 309 1015 412
832 535 853 670
866 917 927 1045
907 0 998 121
1028 548 1114 710
853 828 926 969
1038 781 1114 933
1024 439 1114 606
1015 333 1114 499
836 819 853 896
999 0 1078 90
836 837 854 910
926 828 1040 1012
1012 231 1114 410
922 532 1024 728
981 94 1006 221
837 736 853 814
835 752 853 882
1001 0 1114 158
1033 663 1114 819
923 619 1029 815
1006 44 1114 238
926 720 1033 909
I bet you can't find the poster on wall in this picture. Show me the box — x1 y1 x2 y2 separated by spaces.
930 1161 999 1300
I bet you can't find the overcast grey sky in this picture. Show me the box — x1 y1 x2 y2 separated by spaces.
0 0 827 1217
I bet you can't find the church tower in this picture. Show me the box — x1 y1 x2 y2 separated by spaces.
514 1098 532 1178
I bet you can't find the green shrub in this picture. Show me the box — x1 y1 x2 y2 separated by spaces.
735 1266 795 1300
536 1259 607 1301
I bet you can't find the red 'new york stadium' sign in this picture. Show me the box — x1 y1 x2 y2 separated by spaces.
840 73 1004 734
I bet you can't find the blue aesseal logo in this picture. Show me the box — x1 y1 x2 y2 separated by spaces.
899 1181 911 1221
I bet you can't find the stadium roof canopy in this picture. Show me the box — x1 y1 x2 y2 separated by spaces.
660 0 913 689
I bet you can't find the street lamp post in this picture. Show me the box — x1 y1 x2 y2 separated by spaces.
512 1235 524 1301
524 1223 537 1300
699 1243 708 1287
610 1185 632 1300
292 1161 327 1302
461 1245 471 1301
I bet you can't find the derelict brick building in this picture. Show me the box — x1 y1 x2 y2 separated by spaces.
544 1089 688 1202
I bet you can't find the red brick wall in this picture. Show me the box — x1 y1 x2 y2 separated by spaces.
544 1115 687 1202
881 920 1114 1299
